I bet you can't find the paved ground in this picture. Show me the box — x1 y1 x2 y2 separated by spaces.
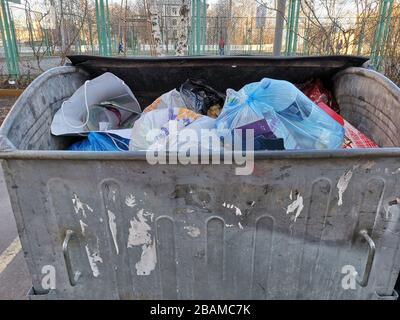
0 97 31 300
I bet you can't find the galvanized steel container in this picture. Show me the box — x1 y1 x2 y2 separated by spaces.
0 56 399 300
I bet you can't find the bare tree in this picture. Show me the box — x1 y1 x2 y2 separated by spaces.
24 1 50 72
256 0 380 56
49 0 89 64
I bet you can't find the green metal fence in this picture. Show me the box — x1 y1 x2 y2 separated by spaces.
0 0 19 79
1 0 399 79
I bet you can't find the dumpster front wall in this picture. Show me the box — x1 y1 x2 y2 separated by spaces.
3 157 400 299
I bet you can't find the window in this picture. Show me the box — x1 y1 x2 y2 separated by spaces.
173 30 178 38
172 7 178 15
172 19 177 26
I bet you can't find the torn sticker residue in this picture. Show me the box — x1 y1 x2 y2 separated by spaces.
108 210 119 255
127 209 157 276
72 193 93 218
337 170 353 207
85 242 103 278
286 193 304 222
184 226 201 238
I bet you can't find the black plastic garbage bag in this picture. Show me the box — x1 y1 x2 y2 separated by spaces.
179 79 226 118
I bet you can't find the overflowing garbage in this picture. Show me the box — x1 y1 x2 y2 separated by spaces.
51 72 379 152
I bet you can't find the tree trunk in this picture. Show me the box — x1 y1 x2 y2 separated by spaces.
148 1 164 56
175 0 190 56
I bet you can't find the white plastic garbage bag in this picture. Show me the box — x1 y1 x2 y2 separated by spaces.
143 89 186 113
130 107 202 151
164 116 222 152
51 72 141 136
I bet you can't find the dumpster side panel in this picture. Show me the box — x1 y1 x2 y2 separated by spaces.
334 67 400 148
0 67 89 151
3 157 400 300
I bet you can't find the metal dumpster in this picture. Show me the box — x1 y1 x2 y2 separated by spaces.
0 56 399 300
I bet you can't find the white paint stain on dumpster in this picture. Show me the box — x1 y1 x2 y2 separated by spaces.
362 161 376 170
286 193 304 222
108 210 119 255
184 226 201 238
79 220 88 236
72 194 93 218
85 244 103 278
222 202 242 216
127 209 157 276
125 194 137 208
135 241 157 276
337 170 353 206
127 209 152 247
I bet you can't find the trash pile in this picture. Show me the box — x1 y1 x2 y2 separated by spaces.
51 72 379 152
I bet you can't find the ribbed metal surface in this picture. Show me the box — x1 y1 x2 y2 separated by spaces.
2 158 399 300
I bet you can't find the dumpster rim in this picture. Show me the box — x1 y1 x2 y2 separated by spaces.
0 148 400 161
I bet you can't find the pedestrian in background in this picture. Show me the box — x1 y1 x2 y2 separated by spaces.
219 36 225 56
118 42 124 54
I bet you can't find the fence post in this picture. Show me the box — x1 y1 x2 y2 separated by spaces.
105 0 112 56
376 0 394 68
0 0 19 79
284 0 292 54
292 0 300 55
371 0 394 69
285 0 299 56
96 0 111 56
95 0 102 55
195 0 201 55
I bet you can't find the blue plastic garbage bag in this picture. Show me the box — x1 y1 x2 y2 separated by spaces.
216 78 344 150
68 132 130 151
